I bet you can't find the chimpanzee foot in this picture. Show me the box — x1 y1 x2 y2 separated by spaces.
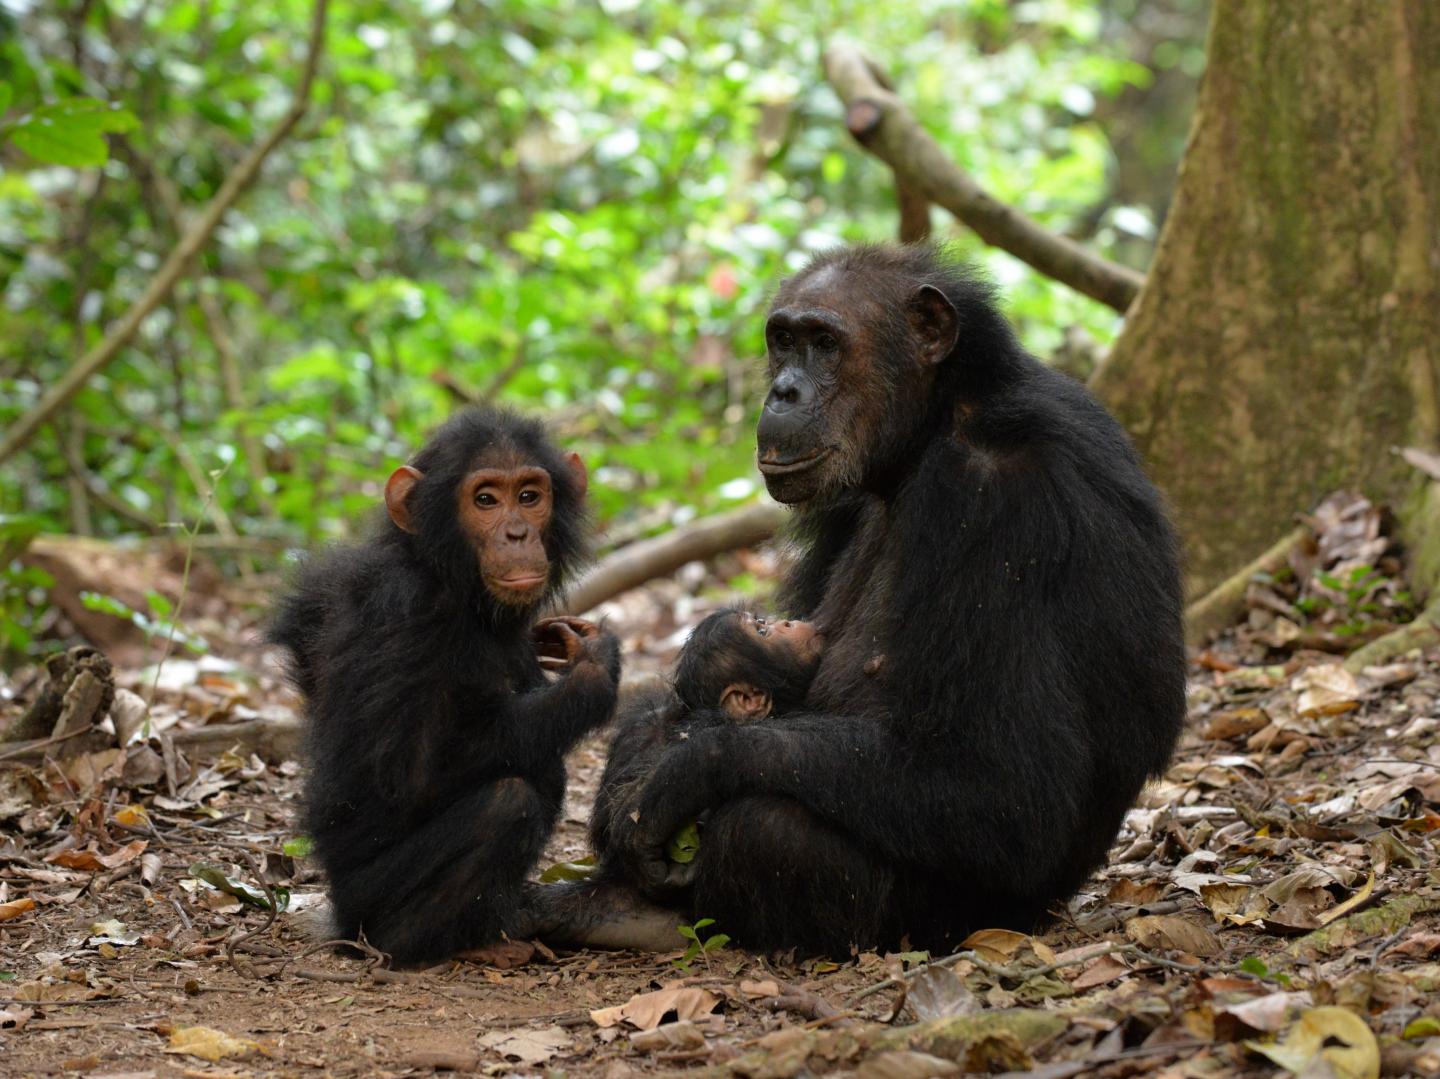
519 880 686 952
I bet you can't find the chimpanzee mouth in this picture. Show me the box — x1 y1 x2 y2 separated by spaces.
489 573 548 591
758 447 832 475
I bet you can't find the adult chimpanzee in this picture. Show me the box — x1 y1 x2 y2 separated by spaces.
596 243 1185 956
269 407 620 965
590 609 824 872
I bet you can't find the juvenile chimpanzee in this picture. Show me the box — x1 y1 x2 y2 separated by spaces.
593 243 1186 956
590 609 823 868
269 407 620 965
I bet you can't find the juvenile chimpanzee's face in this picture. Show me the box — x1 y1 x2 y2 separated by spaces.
455 463 554 607
384 445 573 609
757 263 959 504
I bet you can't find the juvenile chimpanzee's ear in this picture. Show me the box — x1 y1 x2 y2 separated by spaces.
719 683 772 723
908 284 960 366
384 465 423 534
563 451 588 497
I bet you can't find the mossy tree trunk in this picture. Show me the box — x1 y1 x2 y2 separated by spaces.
1091 1 1440 597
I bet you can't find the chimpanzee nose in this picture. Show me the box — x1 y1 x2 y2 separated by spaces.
505 520 529 542
764 369 813 416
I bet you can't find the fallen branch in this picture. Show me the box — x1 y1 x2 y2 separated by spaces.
1183 527 1306 645
559 501 788 615
822 41 1143 314
0 0 330 465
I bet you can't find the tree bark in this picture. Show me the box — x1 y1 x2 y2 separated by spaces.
1091 1 1440 596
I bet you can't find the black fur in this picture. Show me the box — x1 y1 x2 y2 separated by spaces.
602 244 1186 956
269 407 619 965
590 608 818 866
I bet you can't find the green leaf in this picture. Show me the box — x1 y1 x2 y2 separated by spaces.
10 98 138 167
1403 1016 1440 1040
538 856 599 883
188 862 289 912
80 591 137 619
666 820 701 864
145 589 174 619
0 82 13 118
702 933 730 953
1239 956 1269 977
282 836 314 858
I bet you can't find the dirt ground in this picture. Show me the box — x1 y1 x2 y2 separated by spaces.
3 530 1440 1077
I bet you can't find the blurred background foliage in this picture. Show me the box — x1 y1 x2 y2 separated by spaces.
0 0 1208 642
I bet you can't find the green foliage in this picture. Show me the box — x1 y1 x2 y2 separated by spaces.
0 514 52 661
0 0 1205 638
0 91 139 166
79 590 210 654
674 917 730 971
282 836 314 859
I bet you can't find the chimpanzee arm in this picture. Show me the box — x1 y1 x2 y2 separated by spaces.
482 630 622 775
614 710 1090 895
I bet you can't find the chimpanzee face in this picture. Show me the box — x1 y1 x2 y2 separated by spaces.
756 263 958 504
454 463 555 606
384 445 585 610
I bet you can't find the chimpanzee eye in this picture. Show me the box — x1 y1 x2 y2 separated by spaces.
475 492 498 507
815 333 839 352
773 330 795 351
518 489 540 506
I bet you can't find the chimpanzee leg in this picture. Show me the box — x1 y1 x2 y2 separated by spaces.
689 795 896 956
329 777 557 965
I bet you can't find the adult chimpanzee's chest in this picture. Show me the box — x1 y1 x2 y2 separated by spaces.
806 501 895 711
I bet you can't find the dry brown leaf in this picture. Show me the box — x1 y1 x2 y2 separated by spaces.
1125 914 1221 957
1246 1006 1379 1079
1218 991 1313 1034
0 1005 34 1031
1106 879 1169 905
165 1025 263 1062
590 987 721 1031
1317 872 1375 927
456 939 535 969
0 896 36 922
45 848 104 871
630 1021 706 1054
96 838 148 869
1069 955 1132 990
477 1025 572 1065
960 928 1029 963
1293 664 1362 717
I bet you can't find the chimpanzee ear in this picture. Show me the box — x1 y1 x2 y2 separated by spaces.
908 284 960 366
384 465 423 534
719 683 772 723
563 451 588 498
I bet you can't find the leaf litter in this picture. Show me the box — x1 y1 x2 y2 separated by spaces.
0 508 1438 1075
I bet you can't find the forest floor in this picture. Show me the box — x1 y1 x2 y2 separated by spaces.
3 510 1440 1078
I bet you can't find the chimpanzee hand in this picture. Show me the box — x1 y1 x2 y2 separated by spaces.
533 617 601 670
614 729 729 895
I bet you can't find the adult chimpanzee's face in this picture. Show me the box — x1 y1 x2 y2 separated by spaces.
456 463 555 606
757 264 960 504
758 266 879 504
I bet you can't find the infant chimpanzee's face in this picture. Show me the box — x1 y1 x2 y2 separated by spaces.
738 612 824 665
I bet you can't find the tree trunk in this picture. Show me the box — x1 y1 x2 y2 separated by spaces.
1091 1 1440 596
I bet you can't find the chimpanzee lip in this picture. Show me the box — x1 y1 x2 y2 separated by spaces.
489 573 548 589
758 447 831 475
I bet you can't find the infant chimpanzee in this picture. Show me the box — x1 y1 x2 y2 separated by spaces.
589 608 823 874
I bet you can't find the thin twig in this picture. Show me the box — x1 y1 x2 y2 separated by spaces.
0 0 330 464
